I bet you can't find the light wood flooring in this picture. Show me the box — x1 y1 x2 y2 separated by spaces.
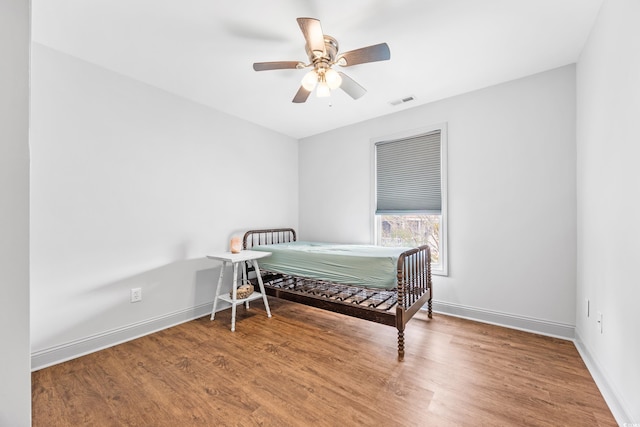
32 298 616 426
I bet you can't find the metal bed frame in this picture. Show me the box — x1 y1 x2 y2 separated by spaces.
243 228 432 361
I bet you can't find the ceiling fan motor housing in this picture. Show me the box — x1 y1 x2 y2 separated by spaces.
306 35 339 66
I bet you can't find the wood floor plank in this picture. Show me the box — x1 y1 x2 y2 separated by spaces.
32 298 617 426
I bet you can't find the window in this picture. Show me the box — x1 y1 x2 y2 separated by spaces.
372 124 448 275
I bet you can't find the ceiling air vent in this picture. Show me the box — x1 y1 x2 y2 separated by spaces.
389 96 415 106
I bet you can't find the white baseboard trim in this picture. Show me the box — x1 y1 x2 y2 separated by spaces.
31 302 214 371
574 330 634 426
431 300 575 340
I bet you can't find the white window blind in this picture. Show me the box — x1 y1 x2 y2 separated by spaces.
375 130 442 214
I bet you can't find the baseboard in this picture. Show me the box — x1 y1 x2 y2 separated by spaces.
31 302 214 371
574 330 634 426
431 300 575 340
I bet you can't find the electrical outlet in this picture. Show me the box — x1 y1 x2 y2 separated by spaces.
597 311 603 333
130 288 142 303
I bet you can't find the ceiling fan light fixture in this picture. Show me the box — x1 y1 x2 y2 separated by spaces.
301 70 318 91
253 18 391 104
324 68 342 90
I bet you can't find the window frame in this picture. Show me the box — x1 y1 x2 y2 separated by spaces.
371 123 448 276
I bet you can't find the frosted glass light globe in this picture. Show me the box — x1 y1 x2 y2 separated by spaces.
301 70 318 91
324 68 342 90
316 82 331 97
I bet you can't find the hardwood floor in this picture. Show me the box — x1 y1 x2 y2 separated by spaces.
32 298 616 426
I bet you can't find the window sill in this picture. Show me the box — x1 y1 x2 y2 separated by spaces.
431 267 448 277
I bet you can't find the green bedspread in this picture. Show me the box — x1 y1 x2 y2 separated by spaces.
251 241 410 289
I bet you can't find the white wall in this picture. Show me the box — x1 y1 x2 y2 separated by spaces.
300 66 577 335
30 43 298 367
0 0 31 425
576 0 640 423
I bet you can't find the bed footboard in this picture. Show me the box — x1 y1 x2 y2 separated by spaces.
396 245 433 360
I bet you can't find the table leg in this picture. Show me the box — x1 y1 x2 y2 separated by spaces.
252 259 272 318
231 262 239 332
211 261 226 320
242 261 250 309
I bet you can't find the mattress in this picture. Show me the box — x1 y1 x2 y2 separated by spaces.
251 241 411 289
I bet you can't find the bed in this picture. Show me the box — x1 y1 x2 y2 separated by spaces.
242 228 433 360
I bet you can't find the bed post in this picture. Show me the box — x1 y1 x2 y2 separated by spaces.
397 328 405 361
396 255 406 362
428 248 433 319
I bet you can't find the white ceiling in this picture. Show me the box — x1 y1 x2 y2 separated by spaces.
32 0 603 139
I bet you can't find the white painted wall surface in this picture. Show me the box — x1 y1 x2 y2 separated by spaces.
576 0 640 423
30 44 298 363
0 1 31 425
300 66 577 329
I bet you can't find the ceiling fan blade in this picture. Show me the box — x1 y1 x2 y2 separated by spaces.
253 61 303 71
292 86 312 103
297 17 326 58
337 43 390 67
338 72 367 100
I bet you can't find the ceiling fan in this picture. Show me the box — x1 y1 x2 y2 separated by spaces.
253 17 390 103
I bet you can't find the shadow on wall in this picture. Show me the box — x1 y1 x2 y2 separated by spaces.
31 257 240 370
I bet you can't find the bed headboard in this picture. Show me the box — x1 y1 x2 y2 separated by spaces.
243 228 297 249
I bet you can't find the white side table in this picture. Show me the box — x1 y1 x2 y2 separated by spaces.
206 250 272 332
